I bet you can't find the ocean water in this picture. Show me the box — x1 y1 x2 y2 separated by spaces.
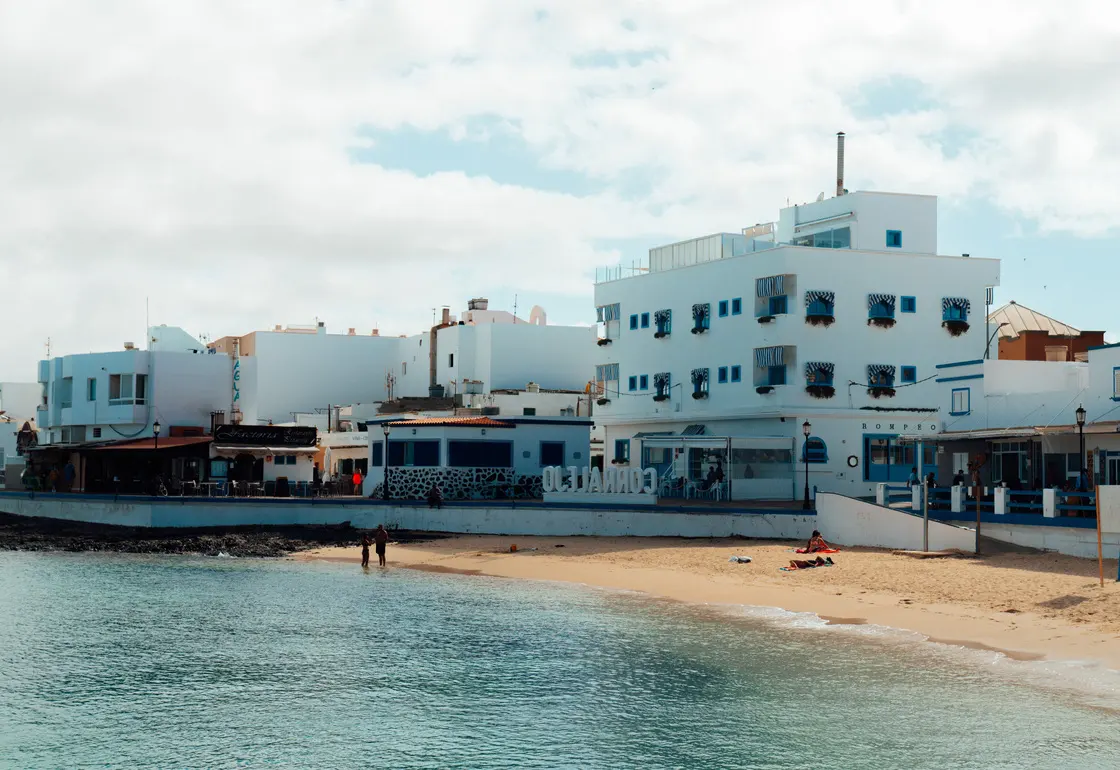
1 553 1118 770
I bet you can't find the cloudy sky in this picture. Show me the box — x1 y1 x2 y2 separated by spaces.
2 0 1118 376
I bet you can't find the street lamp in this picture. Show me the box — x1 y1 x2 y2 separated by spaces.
1076 405 1087 487
985 322 1010 360
381 423 391 501
153 419 161 451
802 419 812 510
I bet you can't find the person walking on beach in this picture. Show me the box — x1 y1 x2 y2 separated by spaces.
360 534 371 568
373 524 389 567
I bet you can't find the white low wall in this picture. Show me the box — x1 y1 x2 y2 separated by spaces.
816 493 976 553
0 494 815 540
936 520 1120 560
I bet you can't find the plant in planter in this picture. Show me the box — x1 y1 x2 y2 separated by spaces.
867 295 896 329
691 303 710 334
806 314 835 327
868 386 896 399
804 292 836 327
690 367 709 399
806 384 835 399
867 316 896 329
653 309 672 338
757 315 774 324
652 372 671 402
596 337 613 346
941 299 971 337
942 319 970 336
867 365 896 399
756 385 775 394
596 397 611 406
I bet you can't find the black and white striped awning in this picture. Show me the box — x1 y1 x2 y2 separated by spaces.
596 303 620 322
756 275 785 297
692 303 710 320
654 308 672 324
805 290 834 305
653 372 671 391
754 346 785 368
942 297 971 313
595 363 619 382
690 368 709 384
867 364 896 379
805 361 835 377
868 293 896 309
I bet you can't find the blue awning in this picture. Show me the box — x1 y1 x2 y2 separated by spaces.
805 290 834 305
805 361 835 377
754 346 785 367
942 297 970 312
868 363 896 379
868 293 896 309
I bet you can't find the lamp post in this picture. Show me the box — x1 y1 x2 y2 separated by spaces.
153 419 161 451
985 322 1009 360
802 419 812 510
381 423 391 501
1076 404 1086 486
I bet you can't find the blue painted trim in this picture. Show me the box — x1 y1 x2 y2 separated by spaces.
930 511 1098 529
1087 342 1120 352
936 373 984 383
935 359 984 370
0 490 815 516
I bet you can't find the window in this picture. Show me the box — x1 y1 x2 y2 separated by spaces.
522 407 536 416
639 374 649 390
540 441 565 466
731 298 742 315
87 378 97 401
628 376 638 391
274 455 296 466
58 377 73 409
370 443 383 466
448 353 454 367
950 388 970 415
901 366 916 383
1113 367 1120 400
388 440 441 466
901 296 916 313
692 303 710 331
868 365 896 387
629 314 639 330
402 362 407 375
640 312 650 329
92 427 102 439
691 368 709 397
654 309 671 336
135 374 147 404
806 293 835 318
717 367 728 384
718 300 729 317
614 439 630 463
448 440 512 468
868 295 896 320
768 295 788 315
768 365 787 386
802 437 828 463
886 229 902 248
653 372 671 399
730 365 741 383
942 298 970 322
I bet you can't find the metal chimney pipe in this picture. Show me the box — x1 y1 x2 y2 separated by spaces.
836 132 845 197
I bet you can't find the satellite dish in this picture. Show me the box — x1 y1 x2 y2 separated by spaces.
816 192 825 202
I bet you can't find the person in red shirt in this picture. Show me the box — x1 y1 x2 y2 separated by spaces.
352 469 363 496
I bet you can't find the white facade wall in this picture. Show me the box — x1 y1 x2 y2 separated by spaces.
775 191 937 254
815 492 977 552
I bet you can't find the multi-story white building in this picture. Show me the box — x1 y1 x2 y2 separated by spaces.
593 184 1001 500
35 326 232 447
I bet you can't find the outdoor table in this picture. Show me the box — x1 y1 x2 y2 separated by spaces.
200 482 220 497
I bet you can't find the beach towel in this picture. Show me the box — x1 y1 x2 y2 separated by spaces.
780 558 835 572
728 556 753 564
793 547 841 554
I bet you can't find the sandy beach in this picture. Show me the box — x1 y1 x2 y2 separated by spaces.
301 535 1120 670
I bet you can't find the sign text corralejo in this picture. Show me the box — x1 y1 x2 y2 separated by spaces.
541 466 657 495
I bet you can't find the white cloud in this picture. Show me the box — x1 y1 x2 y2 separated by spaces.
2 0 1118 374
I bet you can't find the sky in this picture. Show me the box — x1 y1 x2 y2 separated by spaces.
2 0 1119 376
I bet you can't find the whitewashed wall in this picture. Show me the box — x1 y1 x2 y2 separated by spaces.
815 492 976 552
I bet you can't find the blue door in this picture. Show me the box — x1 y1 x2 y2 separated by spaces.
863 434 912 483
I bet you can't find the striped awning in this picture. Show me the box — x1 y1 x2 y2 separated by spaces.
595 363 619 382
805 361 835 377
692 303 710 320
596 303 620 323
756 275 785 297
868 293 896 309
754 346 785 367
942 297 971 313
867 364 896 379
805 290 834 305
653 372 671 391
654 308 672 324
690 368 709 384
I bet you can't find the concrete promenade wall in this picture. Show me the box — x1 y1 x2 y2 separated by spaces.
0 492 816 540
816 493 977 553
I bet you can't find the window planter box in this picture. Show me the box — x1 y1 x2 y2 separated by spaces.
691 326 707 335
652 394 670 402
868 386 896 399
757 315 775 324
806 384 835 399
691 391 708 400
755 385 775 394
654 330 669 339
596 338 613 346
805 314 835 327
942 319 970 337
610 459 629 465
596 398 611 406
867 317 896 329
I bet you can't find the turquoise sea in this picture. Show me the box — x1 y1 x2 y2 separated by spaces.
1 552 1119 769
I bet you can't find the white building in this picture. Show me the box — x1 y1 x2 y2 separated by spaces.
919 342 1120 488
593 175 1000 500
35 327 232 447
363 415 592 500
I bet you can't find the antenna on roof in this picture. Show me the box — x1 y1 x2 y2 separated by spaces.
835 132 846 197
513 294 518 323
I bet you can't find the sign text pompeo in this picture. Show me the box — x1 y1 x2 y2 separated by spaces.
541 466 657 494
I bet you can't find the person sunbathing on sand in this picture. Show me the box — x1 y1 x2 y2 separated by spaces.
788 556 833 570
801 530 836 554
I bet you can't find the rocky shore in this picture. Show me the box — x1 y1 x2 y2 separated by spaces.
0 512 438 557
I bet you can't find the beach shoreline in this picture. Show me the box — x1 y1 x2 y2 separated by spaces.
300 534 1120 671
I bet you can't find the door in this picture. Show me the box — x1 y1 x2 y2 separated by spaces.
1108 456 1120 486
864 435 911 483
